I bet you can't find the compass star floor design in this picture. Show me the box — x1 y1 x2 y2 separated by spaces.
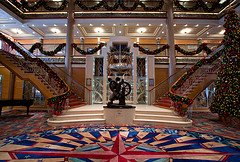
0 126 240 161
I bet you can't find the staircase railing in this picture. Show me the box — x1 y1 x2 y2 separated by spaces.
148 62 199 105
168 44 225 116
0 33 70 114
14 42 92 105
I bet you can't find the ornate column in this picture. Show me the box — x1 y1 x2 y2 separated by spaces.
65 0 75 76
166 0 176 85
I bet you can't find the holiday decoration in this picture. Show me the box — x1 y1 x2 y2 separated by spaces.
12 0 68 12
134 44 169 55
175 43 212 56
75 0 164 11
210 10 240 118
72 43 105 55
10 0 233 12
29 43 66 56
173 0 231 12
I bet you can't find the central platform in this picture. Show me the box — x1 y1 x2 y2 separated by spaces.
103 105 136 125
47 104 192 127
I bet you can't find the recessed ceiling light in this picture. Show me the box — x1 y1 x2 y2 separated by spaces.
77 31 79 33
136 24 139 26
206 32 209 34
32 32 35 34
11 28 23 34
113 24 116 26
195 24 199 27
137 27 146 34
51 28 61 34
119 31 122 33
184 24 188 27
77 24 81 26
219 30 225 34
43 24 46 27
101 24 104 26
206 25 209 27
148 24 152 26
218 25 221 27
173 24 176 26
32 24 35 27
65 24 67 26
94 27 104 33
160 24 163 26
162 31 164 33
180 28 192 34
54 24 57 26
89 24 93 26
219 0 226 4
124 24 127 26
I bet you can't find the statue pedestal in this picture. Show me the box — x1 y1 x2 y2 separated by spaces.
103 105 136 125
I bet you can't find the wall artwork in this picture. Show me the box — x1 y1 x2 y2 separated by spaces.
86 78 92 86
149 78 154 86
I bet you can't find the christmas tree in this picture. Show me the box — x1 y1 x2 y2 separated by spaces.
210 9 240 118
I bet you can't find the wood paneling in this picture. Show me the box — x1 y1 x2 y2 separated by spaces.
14 76 23 99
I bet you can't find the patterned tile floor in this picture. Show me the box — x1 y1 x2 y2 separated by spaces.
0 110 240 161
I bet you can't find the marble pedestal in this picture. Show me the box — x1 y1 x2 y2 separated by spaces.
103 105 136 125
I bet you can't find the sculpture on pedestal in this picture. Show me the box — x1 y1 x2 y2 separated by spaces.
107 77 131 107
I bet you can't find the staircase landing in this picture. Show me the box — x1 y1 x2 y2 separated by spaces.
47 104 192 127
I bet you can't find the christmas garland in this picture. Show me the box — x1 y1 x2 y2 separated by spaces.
72 43 105 55
173 0 231 12
175 43 212 55
134 44 169 55
12 0 68 12
48 91 71 115
29 43 66 56
168 44 224 116
75 0 164 11
0 33 32 60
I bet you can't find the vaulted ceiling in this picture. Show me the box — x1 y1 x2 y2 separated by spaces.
0 0 239 40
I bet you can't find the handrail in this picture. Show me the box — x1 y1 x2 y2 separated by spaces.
148 61 200 105
15 42 92 104
168 44 224 116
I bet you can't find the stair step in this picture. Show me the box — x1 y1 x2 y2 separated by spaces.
53 114 104 121
47 118 106 126
134 118 192 127
135 114 184 121
135 110 174 116
63 109 104 115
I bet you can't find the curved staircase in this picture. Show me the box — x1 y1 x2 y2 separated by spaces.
0 50 61 98
0 33 70 112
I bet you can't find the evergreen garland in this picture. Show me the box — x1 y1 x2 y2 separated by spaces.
134 44 169 55
175 43 212 55
72 43 105 55
29 43 66 56
173 0 231 12
12 0 68 12
75 0 165 11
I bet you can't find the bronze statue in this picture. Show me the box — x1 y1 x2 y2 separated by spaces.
107 77 131 107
